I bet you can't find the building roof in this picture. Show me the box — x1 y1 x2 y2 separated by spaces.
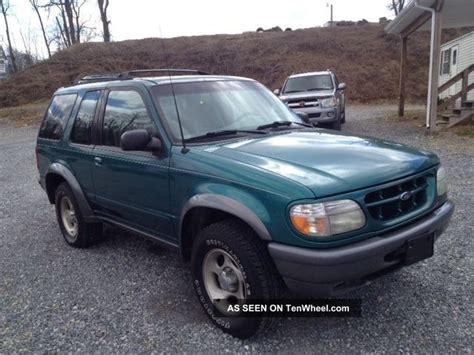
385 0 474 35
440 30 474 48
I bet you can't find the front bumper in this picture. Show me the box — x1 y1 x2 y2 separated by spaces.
292 106 338 124
268 200 455 297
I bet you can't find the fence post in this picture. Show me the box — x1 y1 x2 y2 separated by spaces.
398 36 408 117
461 69 468 106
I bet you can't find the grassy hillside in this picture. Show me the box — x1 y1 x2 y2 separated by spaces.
0 24 468 108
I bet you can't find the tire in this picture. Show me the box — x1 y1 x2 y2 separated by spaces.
191 219 285 339
54 182 102 248
330 118 342 130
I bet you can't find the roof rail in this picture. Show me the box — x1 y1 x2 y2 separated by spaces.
75 73 124 84
121 69 210 77
74 69 210 85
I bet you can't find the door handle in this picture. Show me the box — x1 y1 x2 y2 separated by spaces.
94 157 103 166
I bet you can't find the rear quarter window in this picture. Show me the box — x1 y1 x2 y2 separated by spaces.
38 94 77 140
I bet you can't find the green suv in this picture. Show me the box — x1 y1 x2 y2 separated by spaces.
36 69 454 339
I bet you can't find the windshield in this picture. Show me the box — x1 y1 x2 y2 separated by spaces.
283 74 333 94
152 80 301 141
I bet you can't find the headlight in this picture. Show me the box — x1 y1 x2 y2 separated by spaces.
290 200 366 237
319 97 337 108
437 166 448 196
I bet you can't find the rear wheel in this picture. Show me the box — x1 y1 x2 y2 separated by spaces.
191 219 284 339
54 182 102 248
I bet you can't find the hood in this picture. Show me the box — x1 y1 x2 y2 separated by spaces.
280 90 334 101
208 130 438 197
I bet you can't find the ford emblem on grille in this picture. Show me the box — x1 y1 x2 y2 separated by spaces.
299 101 306 107
400 191 413 201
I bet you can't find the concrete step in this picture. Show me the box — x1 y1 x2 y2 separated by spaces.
441 113 456 121
453 107 474 115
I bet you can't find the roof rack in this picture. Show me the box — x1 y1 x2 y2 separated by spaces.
122 69 210 77
74 69 210 85
75 73 123 84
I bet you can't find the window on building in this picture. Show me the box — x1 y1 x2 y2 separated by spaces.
440 49 451 75
71 91 100 145
38 94 77 140
102 90 155 147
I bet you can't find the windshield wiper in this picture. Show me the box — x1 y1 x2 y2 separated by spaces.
184 129 267 143
306 88 330 91
257 121 311 130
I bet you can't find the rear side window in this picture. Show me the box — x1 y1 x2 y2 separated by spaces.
71 91 101 145
39 94 77 140
102 90 155 147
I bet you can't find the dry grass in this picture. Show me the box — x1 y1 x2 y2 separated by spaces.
450 124 474 138
0 25 470 109
385 108 474 139
391 110 426 125
0 101 48 126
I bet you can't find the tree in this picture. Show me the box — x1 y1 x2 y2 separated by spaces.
45 0 94 49
388 0 405 16
29 0 52 58
97 0 110 42
0 0 17 72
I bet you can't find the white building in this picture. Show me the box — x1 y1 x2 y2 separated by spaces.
385 0 474 129
439 31 474 103
0 46 7 81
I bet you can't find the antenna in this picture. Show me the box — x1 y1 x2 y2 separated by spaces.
159 29 189 154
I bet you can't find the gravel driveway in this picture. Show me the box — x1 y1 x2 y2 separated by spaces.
0 105 472 353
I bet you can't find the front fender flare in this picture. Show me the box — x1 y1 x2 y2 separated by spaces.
46 163 95 219
180 193 271 242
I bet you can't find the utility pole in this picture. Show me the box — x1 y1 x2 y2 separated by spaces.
327 3 334 27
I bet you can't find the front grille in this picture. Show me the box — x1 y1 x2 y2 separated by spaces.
287 99 319 108
364 175 429 222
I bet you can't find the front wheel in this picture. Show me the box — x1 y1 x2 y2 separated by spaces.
54 182 102 248
191 219 284 339
330 118 342 130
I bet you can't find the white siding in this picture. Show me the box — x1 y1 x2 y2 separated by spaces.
439 32 474 104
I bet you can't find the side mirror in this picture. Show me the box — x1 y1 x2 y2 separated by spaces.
294 111 309 123
273 88 280 95
337 83 346 90
120 129 162 152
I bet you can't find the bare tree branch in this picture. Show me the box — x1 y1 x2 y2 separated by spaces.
388 0 405 16
29 0 52 58
97 0 111 42
0 0 17 72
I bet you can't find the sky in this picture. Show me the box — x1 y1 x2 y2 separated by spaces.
1 0 395 58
